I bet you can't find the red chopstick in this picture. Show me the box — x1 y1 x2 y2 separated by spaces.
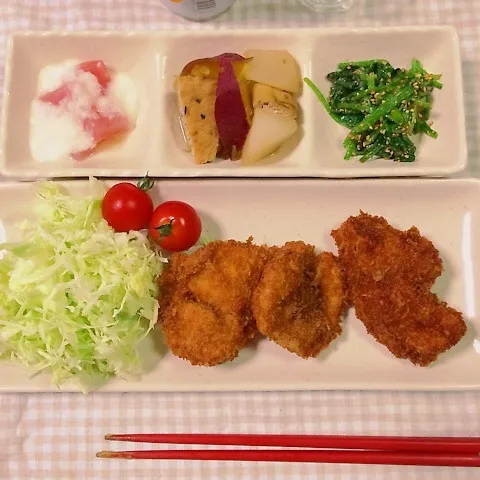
103 433 480 453
97 433 480 467
96 449 480 467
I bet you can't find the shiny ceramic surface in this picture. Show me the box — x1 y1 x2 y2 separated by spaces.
0 178 478 392
0 26 466 179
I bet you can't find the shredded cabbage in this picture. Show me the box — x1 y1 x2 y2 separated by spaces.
0 179 164 390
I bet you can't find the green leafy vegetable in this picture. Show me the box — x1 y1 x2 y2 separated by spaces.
304 58 443 163
0 179 164 391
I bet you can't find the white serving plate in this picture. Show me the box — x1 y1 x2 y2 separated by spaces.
0 178 479 392
0 26 466 179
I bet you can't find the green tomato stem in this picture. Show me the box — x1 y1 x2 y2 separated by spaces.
137 172 155 191
155 220 174 240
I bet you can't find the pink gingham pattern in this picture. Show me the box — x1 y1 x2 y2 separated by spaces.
1 1 480 479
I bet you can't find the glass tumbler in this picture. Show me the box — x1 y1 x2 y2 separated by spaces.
298 0 354 12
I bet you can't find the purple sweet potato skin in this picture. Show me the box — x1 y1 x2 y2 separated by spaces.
215 57 250 160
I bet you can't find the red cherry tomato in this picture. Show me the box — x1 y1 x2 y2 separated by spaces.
102 176 154 233
149 201 202 252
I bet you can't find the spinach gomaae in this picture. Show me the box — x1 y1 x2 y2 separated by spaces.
304 58 442 163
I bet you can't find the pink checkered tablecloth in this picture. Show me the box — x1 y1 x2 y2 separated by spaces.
1 1 480 479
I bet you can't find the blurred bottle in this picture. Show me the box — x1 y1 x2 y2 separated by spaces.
160 0 237 21
298 0 354 12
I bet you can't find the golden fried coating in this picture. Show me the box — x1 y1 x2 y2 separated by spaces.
331 212 467 366
158 239 269 366
317 251 347 330
252 242 346 358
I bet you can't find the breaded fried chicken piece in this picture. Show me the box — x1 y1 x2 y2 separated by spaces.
317 251 347 331
252 242 346 358
158 239 269 366
332 212 467 366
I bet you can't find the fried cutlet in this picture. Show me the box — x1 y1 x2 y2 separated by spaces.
252 241 346 358
158 239 269 366
331 212 467 366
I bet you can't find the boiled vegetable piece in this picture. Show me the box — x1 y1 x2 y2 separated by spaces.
181 53 245 79
215 56 251 160
240 108 298 165
252 83 298 119
181 53 253 128
244 49 302 94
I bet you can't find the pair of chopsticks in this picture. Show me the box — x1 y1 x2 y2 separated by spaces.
97 433 480 467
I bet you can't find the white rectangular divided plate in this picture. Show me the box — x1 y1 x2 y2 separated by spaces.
0 178 479 392
0 26 466 179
